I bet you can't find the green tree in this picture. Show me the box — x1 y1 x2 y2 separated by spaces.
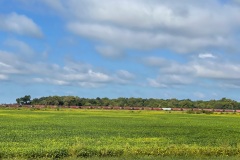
16 95 31 105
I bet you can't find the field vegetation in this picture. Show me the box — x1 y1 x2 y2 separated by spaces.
1 108 240 159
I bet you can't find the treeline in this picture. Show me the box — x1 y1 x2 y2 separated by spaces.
16 95 240 109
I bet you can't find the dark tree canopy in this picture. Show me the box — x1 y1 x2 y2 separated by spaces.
16 95 31 105
15 95 240 109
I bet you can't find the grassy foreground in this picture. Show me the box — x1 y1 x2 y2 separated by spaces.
0 108 240 159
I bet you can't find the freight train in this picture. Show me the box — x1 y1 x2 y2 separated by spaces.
1 104 239 113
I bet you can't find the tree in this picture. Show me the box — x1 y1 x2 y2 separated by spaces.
16 98 21 104
16 95 31 105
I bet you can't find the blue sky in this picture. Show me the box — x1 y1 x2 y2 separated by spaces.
1 0 240 103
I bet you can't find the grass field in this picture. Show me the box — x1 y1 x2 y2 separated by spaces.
1 108 240 159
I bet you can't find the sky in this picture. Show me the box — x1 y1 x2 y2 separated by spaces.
1 0 240 103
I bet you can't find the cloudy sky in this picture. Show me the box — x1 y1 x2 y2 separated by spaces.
1 0 240 103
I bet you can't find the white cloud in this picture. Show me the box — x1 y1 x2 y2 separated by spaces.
95 45 122 58
114 70 135 84
33 78 69 86
145 54 240 88
40 0 240 54
143 56 193 74
147 78 167 88
219 83 240 89
4 39 35 56
0 12 43 38
87 69 112 82
47 67 125 86
148 74 192 88
0 50 135 87
0 50 24 74
60 62 113 83
77 82 103 88
67 22 232 53
0 74 8 80
41 0 65 13
143 57 169 67
194 92 205 99
193 62 240 79
116 70 135 80
198 53 216 59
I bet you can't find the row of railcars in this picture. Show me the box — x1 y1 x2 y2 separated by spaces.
1 104 240 112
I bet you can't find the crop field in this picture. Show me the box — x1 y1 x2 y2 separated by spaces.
1 108 240 159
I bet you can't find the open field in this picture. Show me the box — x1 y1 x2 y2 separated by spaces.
1 108 240 159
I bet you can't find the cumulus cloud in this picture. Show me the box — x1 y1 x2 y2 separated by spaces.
0 50 135 87
114 70 135 84
0 12 43 38
145 54 240 88
147 78 167 88
116 70 135 80
40 0 240 54
193 62 240 79
60 69 112 83
67 22 232 53
4 39 35 56
147 74 193 88
0 50 24 74
219 82 240 89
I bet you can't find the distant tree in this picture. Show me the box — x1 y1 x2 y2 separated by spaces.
16 98 21 104
179 99 193 108
16 95 31 105
116 97 127 107
16 95 240 110
102 97 110 106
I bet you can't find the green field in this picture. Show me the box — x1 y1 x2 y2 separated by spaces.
1 108 240 159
